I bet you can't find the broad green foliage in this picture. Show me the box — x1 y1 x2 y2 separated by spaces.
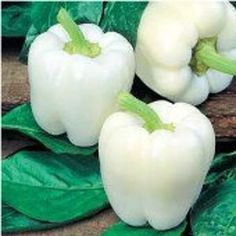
191 181 236 236
101 2 147 47
205 151 236 186
102 221 187 236
2 203 59 233
2 151 109 222
30 2 103 33
2 104 97 155
2 3 32 37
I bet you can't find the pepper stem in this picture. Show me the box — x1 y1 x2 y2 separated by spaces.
57 8 101 57
191 38 236 76
118 92 175 133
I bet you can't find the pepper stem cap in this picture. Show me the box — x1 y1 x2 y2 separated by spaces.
118 92 175 133
57 8 101 57
191 38 236 76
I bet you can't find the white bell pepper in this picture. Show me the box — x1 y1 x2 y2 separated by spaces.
99 92 215 230
28 8 135 146
136 0 236 105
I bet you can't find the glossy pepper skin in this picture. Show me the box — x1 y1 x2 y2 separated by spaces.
28 10 135 147
136 0 236 105
99 93 215 230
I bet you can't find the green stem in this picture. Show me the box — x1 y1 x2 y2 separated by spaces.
191 38 236 76
57 8 101 57
118 92 175 133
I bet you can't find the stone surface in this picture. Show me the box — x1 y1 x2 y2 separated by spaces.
199 79 236 138
2 51 29 113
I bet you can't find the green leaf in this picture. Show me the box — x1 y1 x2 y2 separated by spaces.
2 150 109 222
2 203 59 233
19 1 103 63
2 4 32 37
2 103 97 155
101 2 147 47
191 180 236 236
209 152 236 172
31 2 103 33
102 221 187 236
205 152 236 186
